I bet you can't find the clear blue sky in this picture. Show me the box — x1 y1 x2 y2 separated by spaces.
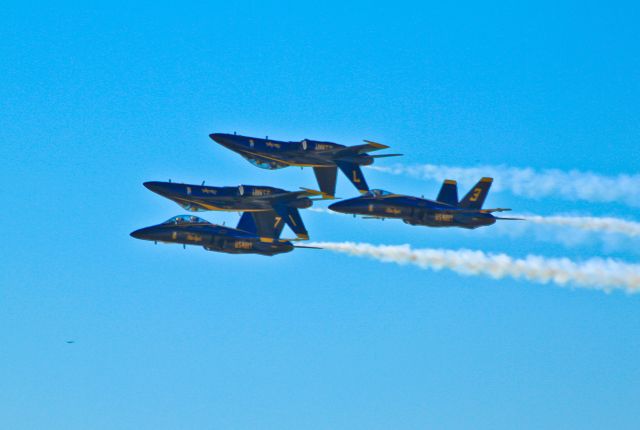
2 2 639 429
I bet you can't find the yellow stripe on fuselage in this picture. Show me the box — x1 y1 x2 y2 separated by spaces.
171 196 267 212
238 148 331 167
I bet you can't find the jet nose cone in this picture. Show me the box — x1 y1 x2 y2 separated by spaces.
130 227 154 240
209 133 225 143
143 181 175 197
209 133 239 149
328 200 349 213
143 181 162 193
130 228 144 239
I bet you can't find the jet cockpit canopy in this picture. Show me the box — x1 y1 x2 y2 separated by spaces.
366 189 393 198
162 215 210 225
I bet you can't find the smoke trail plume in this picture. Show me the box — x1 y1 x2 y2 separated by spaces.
369 164 640 207
308 242 640 293
522 215 640 238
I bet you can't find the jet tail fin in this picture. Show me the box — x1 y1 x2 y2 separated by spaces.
313 166 337 198
459 177 493 210
336 161 369 194
236 212 257 234
436 179 458 206
236 211 286 239
273 205 309 240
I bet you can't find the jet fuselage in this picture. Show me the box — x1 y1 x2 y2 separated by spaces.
329 193 497 229
210 133 376 169
143 181 312 212
130 219 294 256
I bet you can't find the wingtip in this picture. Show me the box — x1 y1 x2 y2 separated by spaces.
300 187 335 199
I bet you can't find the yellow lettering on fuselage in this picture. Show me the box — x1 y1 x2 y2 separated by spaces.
186 234 203 242
265 141 281 149
234 240 253 249
252 188 271 196
435 213 454 222
202 188 218 195
315 144 333 151
385 207 401 215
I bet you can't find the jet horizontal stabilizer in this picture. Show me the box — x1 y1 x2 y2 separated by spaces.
442 208 511 214
283 236 311 242
362 140 389 150
299 187 335 199
480 208 512 213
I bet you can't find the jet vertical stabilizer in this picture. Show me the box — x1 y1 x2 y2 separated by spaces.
436 179 458 206
459 177 493 210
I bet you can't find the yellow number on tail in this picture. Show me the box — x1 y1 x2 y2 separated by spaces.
469 188 482 202
352 170 361 184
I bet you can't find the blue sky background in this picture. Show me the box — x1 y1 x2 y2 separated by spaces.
2 2 639 429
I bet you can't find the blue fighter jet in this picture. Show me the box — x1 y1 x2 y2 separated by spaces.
130 213 317 256
143 181 324 240
209 133 401 197
328 177 521 229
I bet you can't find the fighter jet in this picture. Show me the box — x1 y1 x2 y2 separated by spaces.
130 213 317 256
209 133 401 197
143 181 323 240
328 177 521 229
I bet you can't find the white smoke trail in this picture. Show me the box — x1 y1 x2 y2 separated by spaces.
308 242 640 293
522 215 640 238
368 164 640 207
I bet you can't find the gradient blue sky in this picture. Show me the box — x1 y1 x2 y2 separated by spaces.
2 2 639 429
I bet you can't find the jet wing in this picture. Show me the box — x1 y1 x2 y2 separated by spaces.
313 140 400 157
